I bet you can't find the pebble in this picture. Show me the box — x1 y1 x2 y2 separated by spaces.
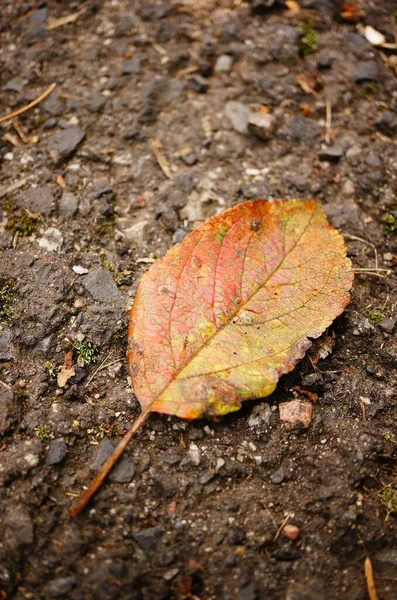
383 252 393 261
279 399 313 428
72 265 89 275
0 390 16 435
376 111 397 137
122 124 138 140
270 466 285 484
187 75 209 93
46 438 67 465
354 60 379 83
248 403 272 427
365 153 382 168
82 268 121 303
318 146 344 162
163 568 179 582
42 91 63 117
4 152 13 161
48 127 85 163
283 524 300 540
224 101 251 135
346 145 361 159
172 228 187 244
0 326 14 362
19 186 54 216
248 112 276 141
59 191 79 218
342 180 355 197
86 91 107 114
214 54 233 74
93 438 135 483
123 56 141 75
3 77 23 93
379 318 396 334
215 457 225 472
47 576 76 598
133 526 163 554
188 442 200 466
5 507 34 549
38 227 63 252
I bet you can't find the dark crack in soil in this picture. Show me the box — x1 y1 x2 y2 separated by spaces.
0 1 396 599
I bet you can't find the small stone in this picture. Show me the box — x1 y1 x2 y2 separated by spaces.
317 51 333 69
214 54 233 74
376 111 397 137
42 91 63 117
19 186 54 216
342 180 355 197
47 576 77 598
133 526 163 554
379 318 396 334
46 438 67 465
93 438 135 483
4 77 23 93
59 191 79 218
188 442 200 466
354 61 379 83
180 148 197 165
5 507 34 549
215 457 225 472
0 326 14 362
318 146 344 162
248 112 276 141
82 268 121 303
122 124 138 140
383 252 393 261
48 127 85 163
199 472 214 485
123 56 141 74
0 390 16 435
346 145 361 159
163 568 179 582
72 265 89 275
365 154 382 168
283 524 300 541
270 466 285 484
224 101 251 135
4 152 13 161
38 227 63 252
187 75 209 93
173 228 187 244
86 91 107 114
279 399 313 428
249 403 273 428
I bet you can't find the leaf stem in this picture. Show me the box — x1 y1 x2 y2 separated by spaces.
69 408 151 518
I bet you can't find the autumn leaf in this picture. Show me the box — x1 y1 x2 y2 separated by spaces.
128 199 352 419
70 199 353 516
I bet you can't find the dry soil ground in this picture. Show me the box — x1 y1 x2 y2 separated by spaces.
0 1 396 599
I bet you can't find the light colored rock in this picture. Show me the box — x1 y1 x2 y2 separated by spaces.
224 101 251 134
248 112 276 141
215 55 233 74
38 227 63 252
279 399 313 428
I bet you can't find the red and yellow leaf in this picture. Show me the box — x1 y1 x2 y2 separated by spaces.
128 199 353 419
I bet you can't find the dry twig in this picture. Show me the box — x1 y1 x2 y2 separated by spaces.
364 556 379 600
151 139 173 179
0 83 56 124
325 99 332 144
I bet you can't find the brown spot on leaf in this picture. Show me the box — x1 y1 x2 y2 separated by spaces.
250 217 261 232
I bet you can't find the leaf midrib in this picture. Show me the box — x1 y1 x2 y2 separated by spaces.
149 206 316 405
